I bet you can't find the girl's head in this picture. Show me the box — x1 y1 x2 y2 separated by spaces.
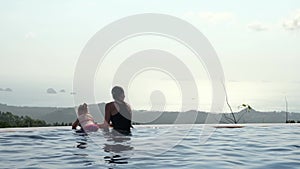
111 86 125 101
77 103 88 116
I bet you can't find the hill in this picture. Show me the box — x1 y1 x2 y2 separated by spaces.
0 103 299 124
0 103 105 124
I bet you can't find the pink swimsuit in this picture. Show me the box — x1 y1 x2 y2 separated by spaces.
78 113 99 132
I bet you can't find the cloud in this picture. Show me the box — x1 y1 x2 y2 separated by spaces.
5 88 12 92
0 88 13 92
59 89 66 93
247 22 268 31
47 88 57 94
25 32 37 39
282 10 300 30
185 11 235 24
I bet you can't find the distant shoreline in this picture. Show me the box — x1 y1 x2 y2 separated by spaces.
1 123 299 131
1 102 300 114
1 103 300 125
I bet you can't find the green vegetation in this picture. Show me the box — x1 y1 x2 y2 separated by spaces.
222 103 253 124
0 111 72 128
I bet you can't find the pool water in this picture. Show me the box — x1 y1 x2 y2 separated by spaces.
0 124 299 169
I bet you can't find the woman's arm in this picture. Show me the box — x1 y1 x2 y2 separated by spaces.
98 103 111 128
126 102 132 113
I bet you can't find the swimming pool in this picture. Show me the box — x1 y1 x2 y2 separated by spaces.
0 124 299 169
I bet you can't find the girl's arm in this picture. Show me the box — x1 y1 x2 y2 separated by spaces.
72 118 79 129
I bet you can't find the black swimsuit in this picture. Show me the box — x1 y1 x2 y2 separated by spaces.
110 102 132 133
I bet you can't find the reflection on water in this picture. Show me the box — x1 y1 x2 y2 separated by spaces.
74 129 134 166
76 141 87 149
103 130 133 165
74 130 89 148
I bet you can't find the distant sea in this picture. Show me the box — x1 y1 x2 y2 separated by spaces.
0 81 299 113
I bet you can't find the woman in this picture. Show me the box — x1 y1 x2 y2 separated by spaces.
99 86 132 134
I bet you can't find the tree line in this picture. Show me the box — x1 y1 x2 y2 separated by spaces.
0 111 72 128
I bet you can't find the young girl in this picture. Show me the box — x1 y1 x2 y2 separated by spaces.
72 103 99 132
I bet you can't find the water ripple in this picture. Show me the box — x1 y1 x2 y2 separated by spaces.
0 124 299 168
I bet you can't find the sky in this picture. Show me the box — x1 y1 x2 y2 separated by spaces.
0 0 300 112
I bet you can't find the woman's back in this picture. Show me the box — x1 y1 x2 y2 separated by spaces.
110 102 132 132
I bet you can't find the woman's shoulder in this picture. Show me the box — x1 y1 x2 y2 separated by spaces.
105 102 116 109
106 101 115 106
106 101 131 111
124 102 131 110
